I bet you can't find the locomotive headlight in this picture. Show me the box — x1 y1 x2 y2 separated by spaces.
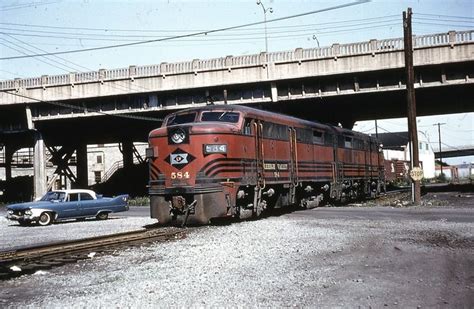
204 144 227 154
171 128 186 144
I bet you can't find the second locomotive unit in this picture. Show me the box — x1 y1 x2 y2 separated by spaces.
147 105 384 225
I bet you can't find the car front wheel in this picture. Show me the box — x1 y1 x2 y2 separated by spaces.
38 212 53 226
96 212 108 220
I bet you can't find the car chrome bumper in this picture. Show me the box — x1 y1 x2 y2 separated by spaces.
6 214 37 221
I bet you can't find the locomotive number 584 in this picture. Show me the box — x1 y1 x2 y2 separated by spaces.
170 172 191 179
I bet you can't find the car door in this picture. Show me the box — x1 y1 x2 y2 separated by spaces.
56 193 81 219
79 192 100 217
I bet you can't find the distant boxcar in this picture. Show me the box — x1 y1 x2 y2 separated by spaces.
147 105 384 225
384 159 410 183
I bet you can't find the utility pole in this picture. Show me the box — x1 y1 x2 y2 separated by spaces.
403 8 421 204
434 122 446 176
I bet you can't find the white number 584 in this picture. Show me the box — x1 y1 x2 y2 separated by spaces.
171 172 190 179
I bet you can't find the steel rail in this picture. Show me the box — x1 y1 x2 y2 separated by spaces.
0 227 185 280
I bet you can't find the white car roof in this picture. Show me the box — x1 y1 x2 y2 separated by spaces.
51 189 97 198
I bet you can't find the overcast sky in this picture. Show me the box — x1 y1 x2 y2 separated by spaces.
0 0 472 163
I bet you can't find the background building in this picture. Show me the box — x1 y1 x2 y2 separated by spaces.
377 131 436 179
0 143 146 202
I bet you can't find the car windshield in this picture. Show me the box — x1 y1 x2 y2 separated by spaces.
201 111 240 123
166 112 197 126
41 191 66 202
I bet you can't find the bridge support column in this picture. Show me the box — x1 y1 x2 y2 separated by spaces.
33 131 46 200
4 146 14 181
76 144 88 188
122 141 134 170
271 82 278 102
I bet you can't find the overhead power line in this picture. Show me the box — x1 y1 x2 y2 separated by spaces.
416 13 474 20
415 17 474 24
413 21 474 28
0 0 370 60
0 1 59 12
0 14 398 33
1 37 84 73
0 18 401 39
359 127 375 133
1 33 154 95
0 22 401 43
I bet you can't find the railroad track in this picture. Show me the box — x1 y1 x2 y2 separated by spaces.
0 227 185 281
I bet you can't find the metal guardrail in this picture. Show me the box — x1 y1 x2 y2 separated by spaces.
101 155 143 183
0 30 472 91
101 160 123 183
46 173 59 191
0 149 33 166
0 149 54 166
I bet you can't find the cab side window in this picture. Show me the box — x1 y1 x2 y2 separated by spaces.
344 136 353 149
243 118 253 135
312 130 324 144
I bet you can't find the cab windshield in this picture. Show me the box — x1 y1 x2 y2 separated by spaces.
166 112 197 126
201 111 240 123
41 191 66 202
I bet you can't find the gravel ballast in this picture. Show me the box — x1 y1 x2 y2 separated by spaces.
1 200 473 307
0 214 156 250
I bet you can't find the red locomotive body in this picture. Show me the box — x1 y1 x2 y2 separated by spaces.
147 105 384 225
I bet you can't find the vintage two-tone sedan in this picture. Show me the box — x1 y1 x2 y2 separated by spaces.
6 189 129 226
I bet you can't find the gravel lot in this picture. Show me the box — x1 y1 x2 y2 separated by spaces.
0 209 156 250
0 193 473 307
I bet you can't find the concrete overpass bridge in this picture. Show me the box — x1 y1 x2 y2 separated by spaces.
434 145 474 159
0 30 473 198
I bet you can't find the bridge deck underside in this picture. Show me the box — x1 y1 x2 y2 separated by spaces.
22 81 474 146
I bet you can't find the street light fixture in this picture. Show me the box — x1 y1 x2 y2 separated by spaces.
256 0 273 53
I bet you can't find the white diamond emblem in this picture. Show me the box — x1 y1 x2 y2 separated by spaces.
170 153 188 165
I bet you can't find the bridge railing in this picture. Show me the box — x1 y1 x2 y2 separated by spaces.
136 64 160 77
230 54 260 67
1 30 472 91
105 67 129 80
377 38 404 50
456 31 473 42
75 71 99 83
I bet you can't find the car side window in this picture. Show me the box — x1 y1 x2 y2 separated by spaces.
80 193 94 201
68 193 79 202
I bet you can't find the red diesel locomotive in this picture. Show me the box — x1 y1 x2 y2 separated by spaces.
147 105 384 225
